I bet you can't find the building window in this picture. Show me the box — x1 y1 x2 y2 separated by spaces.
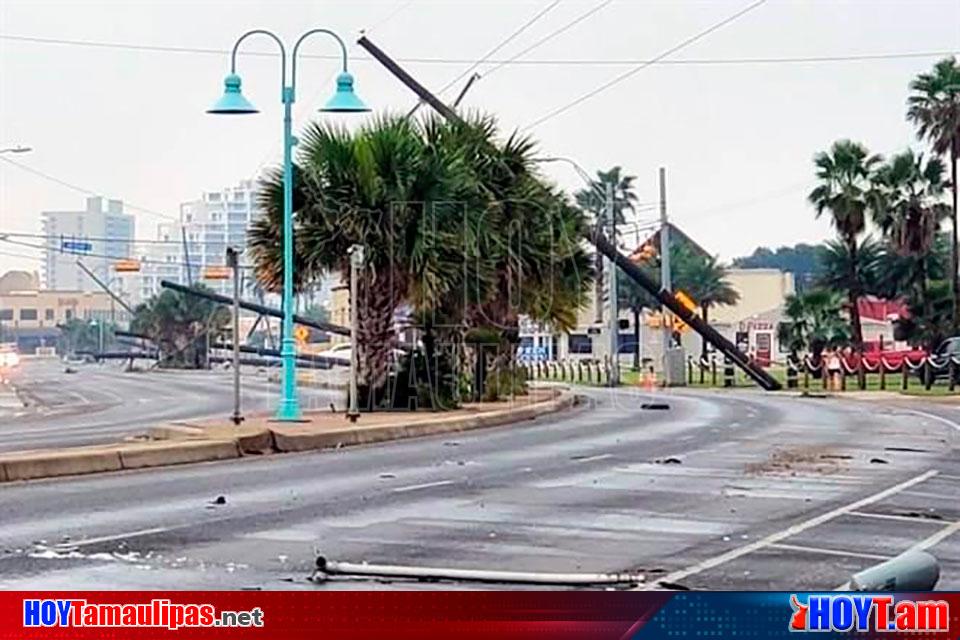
45 309 55 321
0 309 12 321
65 309 74 321
20 308 38 321
568 334 593 354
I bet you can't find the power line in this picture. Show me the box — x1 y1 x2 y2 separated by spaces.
365 0 416 33
0 236 254 270
3 32 952 67
0 231 183 246
0 156 178 221
525 0 770 129
432 0 562 98
481 0 614 79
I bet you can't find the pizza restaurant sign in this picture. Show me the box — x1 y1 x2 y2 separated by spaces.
739 320 775 332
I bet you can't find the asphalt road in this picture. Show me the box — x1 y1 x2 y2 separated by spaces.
0 359 343 452
0 384 957 591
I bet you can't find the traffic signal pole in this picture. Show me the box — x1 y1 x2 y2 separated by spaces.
658 168 671 370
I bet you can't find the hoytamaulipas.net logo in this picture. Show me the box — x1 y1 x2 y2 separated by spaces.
23 598 264 630
789 594 949 633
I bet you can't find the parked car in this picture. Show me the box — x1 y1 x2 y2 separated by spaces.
0 344 20 370
930 336 960 383
315 343 407 367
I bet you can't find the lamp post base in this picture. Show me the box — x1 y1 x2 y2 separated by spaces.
275 399 303 422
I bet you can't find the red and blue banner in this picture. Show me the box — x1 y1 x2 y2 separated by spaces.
2 592 959 639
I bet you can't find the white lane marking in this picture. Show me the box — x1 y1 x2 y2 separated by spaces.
768 542 892 562
906 519 960 553
392 480 454 494
56 527 170 549
644 469 939 589
575 453 614 463
900 409 960 431
849 510 946 525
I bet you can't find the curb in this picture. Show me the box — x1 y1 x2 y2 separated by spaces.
271 390 579 453
0 440 244 482
0 390 578 483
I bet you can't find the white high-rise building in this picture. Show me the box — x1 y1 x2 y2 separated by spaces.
134 180 261 302
41 197 135 293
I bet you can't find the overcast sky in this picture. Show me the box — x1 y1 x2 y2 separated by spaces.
1 0 958 277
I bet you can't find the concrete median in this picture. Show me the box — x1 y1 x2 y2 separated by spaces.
271 389 579 453
1 447 123 482
0 387 578 483
119 440 241 470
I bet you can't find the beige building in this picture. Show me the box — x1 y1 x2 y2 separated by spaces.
0 270 122 351
708 269 795 324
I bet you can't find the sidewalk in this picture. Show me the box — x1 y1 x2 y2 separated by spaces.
0 387 578 483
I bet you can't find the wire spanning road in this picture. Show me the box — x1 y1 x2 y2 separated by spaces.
0 370 957 591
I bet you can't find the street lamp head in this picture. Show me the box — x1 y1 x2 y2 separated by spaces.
207 74 259 114
321 72 370 113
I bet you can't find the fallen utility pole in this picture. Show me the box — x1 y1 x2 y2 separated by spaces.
209 341 337 368
76 260 135 315
314 556 643 587
160 280 349 336
358 36 781 391
592 230 781 390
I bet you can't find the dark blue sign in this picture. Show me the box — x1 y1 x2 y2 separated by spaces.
61 240 93 253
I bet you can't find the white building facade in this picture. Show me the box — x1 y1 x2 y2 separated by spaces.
41 197 135 293
134 180 261 302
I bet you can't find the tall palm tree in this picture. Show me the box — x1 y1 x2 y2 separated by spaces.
907 56 960 332
575 166 638 322
808 140 882 349
816 237 883 305
870 149 951 318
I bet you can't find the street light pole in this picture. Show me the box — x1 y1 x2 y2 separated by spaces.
226 247 243 425
208 29 369 421
0 146 31 155
347 244 364 422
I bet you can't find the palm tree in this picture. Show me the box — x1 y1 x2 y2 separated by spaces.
131 285 229 368
778 289 851 366
808 140 882 349
617 265 659 370
668 245 740 357
575 166 638 322
249 114 591 405
907 56 960 332
250 116 469 395
816 237 883 306
870 149 951 318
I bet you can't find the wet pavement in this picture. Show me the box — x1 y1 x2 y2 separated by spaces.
0 386 957 591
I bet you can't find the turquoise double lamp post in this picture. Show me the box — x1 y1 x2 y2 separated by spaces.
208 29 369 420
